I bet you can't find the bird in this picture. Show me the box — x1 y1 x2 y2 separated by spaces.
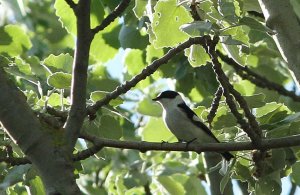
152 90 233 161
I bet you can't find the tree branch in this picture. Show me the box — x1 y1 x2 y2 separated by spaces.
5 134 300 165
206 37 262 145
207 86 223 126
77 134 300 157
64 0 77 10
91 0 131 35
64 0 93 152
217 50 300 102
0 157 30 166
87 36 210 117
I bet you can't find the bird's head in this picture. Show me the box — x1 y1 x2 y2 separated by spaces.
152 90 184 109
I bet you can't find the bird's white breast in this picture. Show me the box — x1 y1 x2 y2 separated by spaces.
163 106 216 143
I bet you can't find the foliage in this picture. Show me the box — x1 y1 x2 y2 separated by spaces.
0 0 300 194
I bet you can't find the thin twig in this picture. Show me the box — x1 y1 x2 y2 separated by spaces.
64 0 93 153
190 0 202 21
217 50 300 102
206 36 262 145
92 0 131 34
87 36 210 117
207 86 223 126
0 157 30 166
64 0 77 10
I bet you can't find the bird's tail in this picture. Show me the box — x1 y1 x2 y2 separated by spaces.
221 152 234 161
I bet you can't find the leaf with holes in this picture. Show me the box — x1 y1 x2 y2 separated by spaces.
151 0 193 48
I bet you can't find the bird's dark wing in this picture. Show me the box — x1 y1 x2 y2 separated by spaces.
177 103 219 143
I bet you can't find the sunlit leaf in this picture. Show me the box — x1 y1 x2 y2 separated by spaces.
43 53 73 74
90 91 123 107
0 25 32 56
151 0 193 48
47 72 72 89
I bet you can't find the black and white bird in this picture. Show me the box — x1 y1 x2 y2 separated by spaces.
153 90 233 161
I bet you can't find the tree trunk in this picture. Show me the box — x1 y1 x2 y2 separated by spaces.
0 69 81 194
258 0 300 88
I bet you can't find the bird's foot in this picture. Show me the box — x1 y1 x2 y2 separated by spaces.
160 140 168 148
185 138 197 150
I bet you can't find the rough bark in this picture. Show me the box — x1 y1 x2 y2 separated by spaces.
0 69 80 194
64 0 93 153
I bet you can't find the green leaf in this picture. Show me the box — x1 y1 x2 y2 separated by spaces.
157 176 185 195
82 119 100 139
133 0 148 19
241 0 262 12
90 91 123 107
90 0 105 29
151 0 193 48
221 43 246 65
256 103 290 125
291 0 300 19
54 0 76 34
239 17 274 34
194 65 219 97
220 35 246 45
234 162 253 182
26 56 48 78
0 25 32 56
15 57 32 75
48 93 69 107
217 0 238 23
90 20 119 63
4 66 38 84
102 24 122 49
99 115 123 139
291 161 300 185
140 117 176 142
0 55 11 67
137 97 162 117
184 176 207 195
184 45 210 67
43 53 73 74
118 25 148 49
255 171 282 195
256 103 289 118
271 149 286 170
220 167 232 194
180 21 212 37
243 93 266 108
47 72 72 89
28 176 46 195
146 44 164 64
213 113 237 130
234 80 255 96
124 49 146 75
87 77 120 93
0 26 13 45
